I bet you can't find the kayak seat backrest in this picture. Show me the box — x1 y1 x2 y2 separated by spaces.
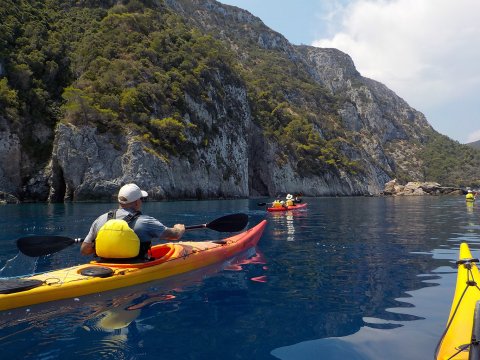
149 245 171 260
92 245 173 268
96 256 152 264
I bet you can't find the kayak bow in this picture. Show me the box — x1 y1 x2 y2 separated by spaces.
436 243 480 359
0 220 267 311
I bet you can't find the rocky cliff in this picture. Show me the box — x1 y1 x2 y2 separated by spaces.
162 0 432 195
48 80 252 201
0 0 477 202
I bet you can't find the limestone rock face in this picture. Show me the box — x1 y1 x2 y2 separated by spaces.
48 119 250 201
47 71 253 201
300 46 431 181
0 118 21 195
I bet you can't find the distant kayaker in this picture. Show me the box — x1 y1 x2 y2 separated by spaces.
285 194 294 206
293 193 302 203
466 189 476 202
80 183 185 260
272 199 282 208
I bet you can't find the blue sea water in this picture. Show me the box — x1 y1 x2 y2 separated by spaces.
0 196 478 359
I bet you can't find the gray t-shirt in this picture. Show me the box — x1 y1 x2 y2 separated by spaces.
84 208 166 245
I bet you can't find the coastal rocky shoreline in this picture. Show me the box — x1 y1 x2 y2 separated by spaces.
0 191 20 205
0 178 467 205
382 179 464 196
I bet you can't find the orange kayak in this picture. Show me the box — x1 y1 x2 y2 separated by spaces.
0 220 267 311
267 203 307 212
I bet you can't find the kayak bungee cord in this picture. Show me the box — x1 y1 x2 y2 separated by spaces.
1 241 230 296
434 257 480 359
0 220 267 311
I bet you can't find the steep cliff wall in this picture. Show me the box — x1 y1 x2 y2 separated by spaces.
0 0 477 202
162 0 430 195
299 46 432 179
48 79 253 201
0 117 21 195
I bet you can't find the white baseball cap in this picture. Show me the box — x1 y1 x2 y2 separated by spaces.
117 183 148 204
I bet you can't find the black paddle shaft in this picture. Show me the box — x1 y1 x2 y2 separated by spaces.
185 213 248 232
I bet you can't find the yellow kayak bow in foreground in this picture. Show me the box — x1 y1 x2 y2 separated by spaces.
436 243 480 359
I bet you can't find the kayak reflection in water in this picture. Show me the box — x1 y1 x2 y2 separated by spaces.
94 294 177 333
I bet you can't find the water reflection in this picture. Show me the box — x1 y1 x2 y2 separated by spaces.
0 253 38 277
269 208 308 242
271 271 455 360
1 197 479 360
466 201 474 214
0 247 263 351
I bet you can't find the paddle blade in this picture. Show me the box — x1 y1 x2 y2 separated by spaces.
17 235 76 257
206 213 249 232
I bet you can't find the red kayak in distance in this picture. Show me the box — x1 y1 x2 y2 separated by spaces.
267 203 307 212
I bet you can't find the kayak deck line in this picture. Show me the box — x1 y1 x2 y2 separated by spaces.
435 243 480 359
25 242 221 287
0 220 267 311
36 238 235 286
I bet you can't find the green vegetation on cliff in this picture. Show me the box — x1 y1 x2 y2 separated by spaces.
421 131 480 188
1 0 237 159
1 0 479 186
0 0 359 177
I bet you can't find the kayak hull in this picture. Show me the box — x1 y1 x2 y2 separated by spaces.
436 243 480 359
267 203 307 212
0 220 266 311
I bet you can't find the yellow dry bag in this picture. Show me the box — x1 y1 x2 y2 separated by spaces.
95 211 141 259
272 200 282 208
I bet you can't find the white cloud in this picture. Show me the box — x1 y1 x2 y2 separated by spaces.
312 0 480 142
467 130 480 143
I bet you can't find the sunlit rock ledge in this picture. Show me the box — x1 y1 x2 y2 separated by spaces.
383 179 463 196
0 191 20 204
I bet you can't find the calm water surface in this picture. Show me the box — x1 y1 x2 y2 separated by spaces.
0 196 478 359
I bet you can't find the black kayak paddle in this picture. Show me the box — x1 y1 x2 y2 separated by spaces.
16 213 249 257
184 213 248 232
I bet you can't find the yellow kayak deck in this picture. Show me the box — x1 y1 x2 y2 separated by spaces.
436 243 480 359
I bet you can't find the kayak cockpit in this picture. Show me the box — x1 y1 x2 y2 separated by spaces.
91 244 175 269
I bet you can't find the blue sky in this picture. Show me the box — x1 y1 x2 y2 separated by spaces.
218 0 480 144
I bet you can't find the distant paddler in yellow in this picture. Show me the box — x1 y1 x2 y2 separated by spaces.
285 194 295 206
466 189 477 202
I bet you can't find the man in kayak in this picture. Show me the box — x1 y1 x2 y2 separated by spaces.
80 183 185 260
466 189 476 202
285 194 294 206
293 193 302 204
271 199 282 208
